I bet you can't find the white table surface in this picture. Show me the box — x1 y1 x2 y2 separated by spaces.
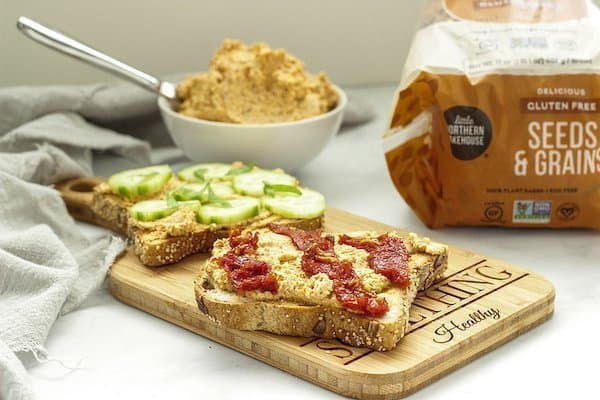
29 85 599 399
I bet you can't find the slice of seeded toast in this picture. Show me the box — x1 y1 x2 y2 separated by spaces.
194 229 448 351
90 179 323 267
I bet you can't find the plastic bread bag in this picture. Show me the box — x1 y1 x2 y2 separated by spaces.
383 0 600 229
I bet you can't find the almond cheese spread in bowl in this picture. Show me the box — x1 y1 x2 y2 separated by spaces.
159 40 347 172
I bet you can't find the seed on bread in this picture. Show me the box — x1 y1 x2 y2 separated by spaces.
313 319 326 335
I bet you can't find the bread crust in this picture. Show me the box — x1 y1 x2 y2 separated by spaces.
91 189 131 234
194 236 448 351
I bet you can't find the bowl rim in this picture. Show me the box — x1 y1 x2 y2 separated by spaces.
158 85 348 128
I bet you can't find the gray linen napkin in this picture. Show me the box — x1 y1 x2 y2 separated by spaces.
0 83 180 400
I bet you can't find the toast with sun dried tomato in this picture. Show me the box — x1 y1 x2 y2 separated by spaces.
194 224 448 351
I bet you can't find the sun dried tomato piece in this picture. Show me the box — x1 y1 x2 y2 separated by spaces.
340 234 410 287
218 230 277 294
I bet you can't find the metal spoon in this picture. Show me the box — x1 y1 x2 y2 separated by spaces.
16 16 180 108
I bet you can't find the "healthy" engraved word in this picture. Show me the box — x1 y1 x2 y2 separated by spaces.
433 308 501 343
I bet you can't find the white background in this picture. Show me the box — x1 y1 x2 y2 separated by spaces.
1 0 422 87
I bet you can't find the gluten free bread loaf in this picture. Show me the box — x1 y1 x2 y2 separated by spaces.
195 227 448 351
384 0 600 229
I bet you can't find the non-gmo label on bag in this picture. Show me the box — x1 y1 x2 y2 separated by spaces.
512 200 552 223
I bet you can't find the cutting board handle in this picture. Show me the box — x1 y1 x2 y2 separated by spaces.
55 176 105 225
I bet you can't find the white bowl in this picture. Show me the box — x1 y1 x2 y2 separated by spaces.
157 86 347 172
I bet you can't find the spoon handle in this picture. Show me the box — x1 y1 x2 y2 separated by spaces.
16 16 176 101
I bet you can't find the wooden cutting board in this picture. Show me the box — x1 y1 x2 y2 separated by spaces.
58 178 555 400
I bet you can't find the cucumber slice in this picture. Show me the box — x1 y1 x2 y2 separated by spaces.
130 199 201 222
108 165 172 197
263 188 325 219
177 163 232 182
198 197 260 225
130 200 178 221
233 170 297 197
170 182 235 202
202 182 235 201
204 182 236 202
169 183 207 202
225 163 255 176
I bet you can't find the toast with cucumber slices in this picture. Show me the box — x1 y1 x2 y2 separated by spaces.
90 162 326 266
194 225 448 351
